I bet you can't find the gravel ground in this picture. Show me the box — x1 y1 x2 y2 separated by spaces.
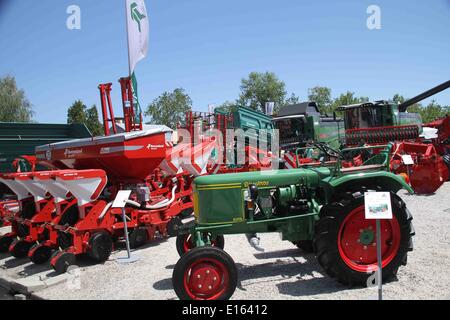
1 183 449 300
0 287 12 300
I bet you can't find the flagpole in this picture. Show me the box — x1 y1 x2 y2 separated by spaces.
125 0 132 77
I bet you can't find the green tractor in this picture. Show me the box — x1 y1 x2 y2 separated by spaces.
172 144 415 300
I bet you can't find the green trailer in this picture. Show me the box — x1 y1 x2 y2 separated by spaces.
0 122 91 173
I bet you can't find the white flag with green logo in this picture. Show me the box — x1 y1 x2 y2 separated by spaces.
126 0 149 75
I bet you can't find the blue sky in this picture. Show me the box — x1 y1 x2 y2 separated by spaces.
0 0 449 124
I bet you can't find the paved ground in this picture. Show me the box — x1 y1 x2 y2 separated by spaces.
1 183 449 300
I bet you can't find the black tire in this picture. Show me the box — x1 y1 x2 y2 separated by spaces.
314 189 414 286
176 233 225 256
53 252 76 274
443 154 450 181
293 240 314 253
29 244 53 265
129 227 148 249
0 235 14 253
9 240 32 258
172 246 237 300
87 231 113 262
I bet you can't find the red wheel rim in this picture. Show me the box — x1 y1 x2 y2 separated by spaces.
183 258 230 300
183 234 218 253
183 235 194 253
338 205 401 273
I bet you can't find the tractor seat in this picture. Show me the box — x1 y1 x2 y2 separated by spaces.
340 164 385 173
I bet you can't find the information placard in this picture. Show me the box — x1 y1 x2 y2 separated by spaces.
401 154 414 165
364 192 392 219
112 190 132 208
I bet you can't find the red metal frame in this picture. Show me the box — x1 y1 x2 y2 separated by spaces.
119 77 143 132
99 83 117 136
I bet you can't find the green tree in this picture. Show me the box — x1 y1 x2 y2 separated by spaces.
86 105 103 136
237 72 288 112
145 88 192 128
420 100 448 123
0 76 33 122
390 94 449 122
283 93 300 107
392 93 406 105
67 100 87 124
67 100 103 135
331 91 369 110
214 101 237 114
308 86 333 114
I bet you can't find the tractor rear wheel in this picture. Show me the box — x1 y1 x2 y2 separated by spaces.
176 233 225 256
314 190 414 286
87 232 113 262
172 246 237 300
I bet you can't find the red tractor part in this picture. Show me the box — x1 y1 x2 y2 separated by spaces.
391 142 449 194
422 115 450 156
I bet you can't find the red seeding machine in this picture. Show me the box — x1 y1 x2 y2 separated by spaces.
0 78 275 273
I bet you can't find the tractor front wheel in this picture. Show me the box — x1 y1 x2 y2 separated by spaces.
172 246 237 300
314 190 414 286
176 233 225 256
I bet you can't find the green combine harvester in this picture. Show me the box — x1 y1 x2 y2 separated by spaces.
172 143 415 300
273 102 345 150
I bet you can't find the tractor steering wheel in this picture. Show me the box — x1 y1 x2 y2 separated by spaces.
309 142 345 160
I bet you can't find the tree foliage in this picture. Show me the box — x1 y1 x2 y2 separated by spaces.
0 76 33 122
145 88 192 128
237 72 298 112
67 100 103 136
391 94 449 123
331 91 369 109
307 86 368 115
214 101 237 114
308 86 333 114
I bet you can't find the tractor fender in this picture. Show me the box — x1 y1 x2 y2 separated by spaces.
323 171 414 199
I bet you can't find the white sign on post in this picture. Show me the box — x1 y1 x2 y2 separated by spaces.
112 190 132 208
401 154 414 166
364 192 392 220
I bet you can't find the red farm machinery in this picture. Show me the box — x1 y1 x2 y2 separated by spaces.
274 80 450 194
0 78 276 273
